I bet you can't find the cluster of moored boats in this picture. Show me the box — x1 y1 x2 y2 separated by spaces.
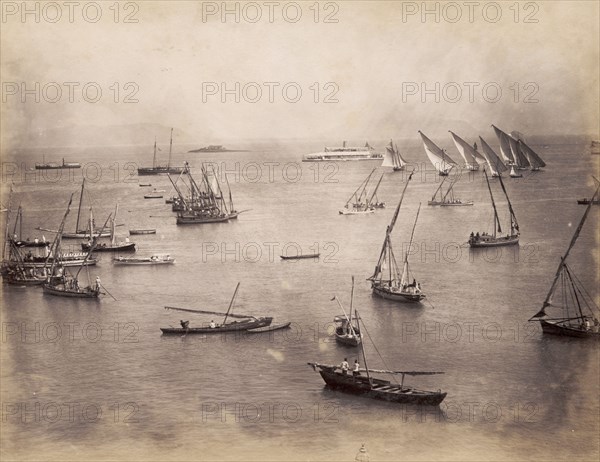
3 130 599 408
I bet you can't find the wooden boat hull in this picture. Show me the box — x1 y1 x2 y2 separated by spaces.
577 199 600 205
335 331 361 347
247 322 292 333
372 284 425 303
176 212 239 224
160 317 273 334
144 194 163 199
81 243 136 252
3 276 46 285
339 209 374 215
42 284 100 298
280 254 320 260
539 320 600 338
138 168 184 175
439 201 473 207
316 367 446 406
10 240 49 248
469 234 519 247
113 257 174 265
129 229 157 235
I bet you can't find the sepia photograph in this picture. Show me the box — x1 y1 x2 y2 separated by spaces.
1 1 599 461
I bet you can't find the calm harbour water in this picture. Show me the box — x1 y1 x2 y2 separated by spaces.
1 137 598 461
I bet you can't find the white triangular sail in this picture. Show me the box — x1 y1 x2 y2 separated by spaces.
491 125 513 164
479 137 508 176
508 135 530 168
449 131 479 170
418 131 457 174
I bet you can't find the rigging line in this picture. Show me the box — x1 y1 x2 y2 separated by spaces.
568 265 600 313
357 315 400 386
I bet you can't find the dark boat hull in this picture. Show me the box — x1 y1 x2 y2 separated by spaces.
280 254 320 260
161 317 273 334
372 284 425 303
176 212 239 224
81 243 136 252
317 367 446 405
539 320 600 338
138 167 184 175
469 234 519 247
42 284 100 298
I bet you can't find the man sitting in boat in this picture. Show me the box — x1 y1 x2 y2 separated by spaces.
353 360 361 376
180 320 189 329
209 320 216 329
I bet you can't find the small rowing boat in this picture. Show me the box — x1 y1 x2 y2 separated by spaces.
129 228 157 235
247 322 292 333
280 253 320 260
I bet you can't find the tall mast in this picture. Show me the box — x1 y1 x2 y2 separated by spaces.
111 203 118 246
531 183 600 319
167 128 173 169
47 194 74 280
152 137 157 169
441 171 460 203
431 172 450 202
366 174 384 206
369 172 413 281
401 203 421 286
483 169 501 237
75 179 85 233
349 275 355 326
333 295 356 337
497 173 519 235
222 282 241 325
355 310 371 384
75 214 111 281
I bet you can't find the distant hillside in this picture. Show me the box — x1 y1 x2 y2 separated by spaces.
19 124 194 148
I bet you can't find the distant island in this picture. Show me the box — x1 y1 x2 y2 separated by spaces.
188 145 249 153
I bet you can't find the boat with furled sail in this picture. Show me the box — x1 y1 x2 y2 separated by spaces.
468 169 519 247
418 131 458 175
339 168 384 215
478 137 508 177
138 129 184 175
161 283 273 334
529 182 600 338
427 167 473 206
368 173 425 303
42 195 105 298
37 179 111 239
332 276 362 346
381 139 407 171
82 203 136 252
170 162 241 224
449 131 485 171
308 309 446 405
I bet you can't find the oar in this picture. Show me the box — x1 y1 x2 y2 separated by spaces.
100 283 117 301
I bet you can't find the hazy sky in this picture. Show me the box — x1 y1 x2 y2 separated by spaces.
1 1 598 146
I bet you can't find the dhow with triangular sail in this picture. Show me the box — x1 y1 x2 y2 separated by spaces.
468 169 519 247
418 131 458 176
368 173 425 303
529 183 599 338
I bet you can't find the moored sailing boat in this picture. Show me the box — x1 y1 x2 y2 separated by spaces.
42 196 105 298
339 168 378 215
468 169 519 247
37 180 111 239
172 162 240 224
418 131 458 176
138 129 184 175
161 282 273 334
381 139 407 171
81 204 136 252
427 167 473 206
529 183 600 338
368 173 425 303
332 276 362 347
308 310 446 405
